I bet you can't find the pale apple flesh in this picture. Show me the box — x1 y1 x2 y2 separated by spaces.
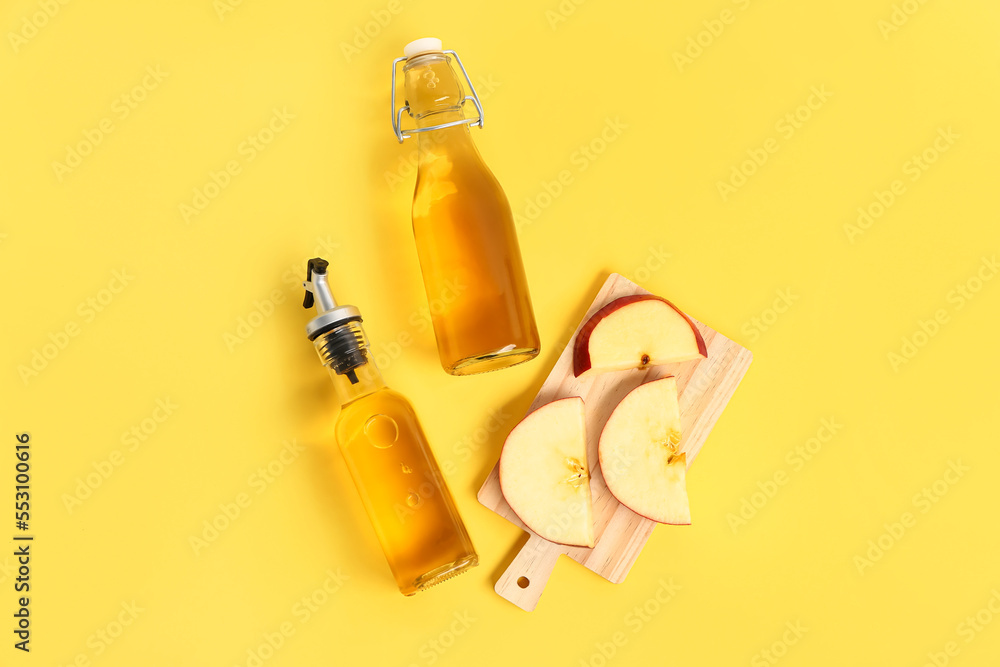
599 376 691 525
573 295 708 378
499 397 595 548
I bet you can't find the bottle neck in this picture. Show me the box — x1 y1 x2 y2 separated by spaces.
327 357 385 407
312 321 386 407
404 53 472 139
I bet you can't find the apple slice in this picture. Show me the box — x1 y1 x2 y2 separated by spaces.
499 397 595 547
599 376 691 525
573 294 707 378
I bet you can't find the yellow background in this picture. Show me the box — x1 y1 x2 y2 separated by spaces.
3 0 1000 665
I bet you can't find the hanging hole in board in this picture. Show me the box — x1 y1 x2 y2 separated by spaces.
516 576 530 589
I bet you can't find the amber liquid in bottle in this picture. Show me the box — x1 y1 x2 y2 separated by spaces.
403 51 540 375
321 323 477 595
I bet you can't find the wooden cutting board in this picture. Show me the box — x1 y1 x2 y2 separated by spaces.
477 273 753 611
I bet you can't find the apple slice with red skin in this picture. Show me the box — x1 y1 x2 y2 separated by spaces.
499 397 595 548
573 294 707 378
599 376 691 525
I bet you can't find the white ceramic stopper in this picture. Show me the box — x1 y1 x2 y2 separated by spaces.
404 37 443 59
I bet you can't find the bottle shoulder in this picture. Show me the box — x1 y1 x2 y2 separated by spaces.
335 387 418 423
414 134 507 198
333 386 427 450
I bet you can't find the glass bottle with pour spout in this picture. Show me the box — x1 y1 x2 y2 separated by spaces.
391 37 540 375
302 258 477 595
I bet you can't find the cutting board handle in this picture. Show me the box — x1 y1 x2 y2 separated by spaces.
495 535 562 612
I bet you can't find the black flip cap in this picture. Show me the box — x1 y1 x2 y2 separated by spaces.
303 257 330 309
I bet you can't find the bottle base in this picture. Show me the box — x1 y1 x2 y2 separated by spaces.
402 553 479 596
446 345 539 376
